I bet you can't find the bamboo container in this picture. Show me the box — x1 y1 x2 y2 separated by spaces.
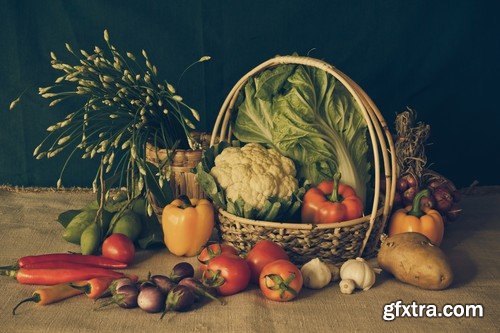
145 132 213 217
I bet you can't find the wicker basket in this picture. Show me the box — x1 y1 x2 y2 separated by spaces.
210 56 397 264
145 132 213 217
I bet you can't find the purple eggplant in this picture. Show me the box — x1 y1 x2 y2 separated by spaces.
138 286 166 313
150 275 176 294
178 278 224 304
169 262 194 283
160 285 195 319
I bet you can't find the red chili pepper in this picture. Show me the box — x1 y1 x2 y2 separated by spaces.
69 277 116 299
17 253 127 269
13 261 121 270
0 267 124 285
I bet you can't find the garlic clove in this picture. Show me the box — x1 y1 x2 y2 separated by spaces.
339 279 355 294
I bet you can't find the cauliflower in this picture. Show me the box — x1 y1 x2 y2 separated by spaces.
209 143 298 210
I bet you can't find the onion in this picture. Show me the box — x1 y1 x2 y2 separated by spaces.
403 187 417 206
397 177 409 192
433 188 453 213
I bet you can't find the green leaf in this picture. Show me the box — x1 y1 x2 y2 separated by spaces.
57 210 82 228
255 64 296 101
233 64 370 203
226 201 237 215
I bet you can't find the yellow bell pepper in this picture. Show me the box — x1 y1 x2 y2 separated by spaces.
162 195 214 257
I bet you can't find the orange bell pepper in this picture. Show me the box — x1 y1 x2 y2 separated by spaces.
162 195 214 257
301 173 364 224
389 189 444 245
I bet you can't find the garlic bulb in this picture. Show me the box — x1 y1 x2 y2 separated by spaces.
301 258 332 289
339 257 376 291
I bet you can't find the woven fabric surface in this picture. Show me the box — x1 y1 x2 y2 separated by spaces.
0 188 498 332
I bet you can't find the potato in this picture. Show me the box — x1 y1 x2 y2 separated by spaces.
377 232 453 290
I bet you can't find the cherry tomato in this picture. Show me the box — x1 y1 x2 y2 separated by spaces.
102 233 135 264
246 240 289 284
259 259 303 302
202 254 250 296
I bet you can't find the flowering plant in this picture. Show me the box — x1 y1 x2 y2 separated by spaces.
29 30 209 213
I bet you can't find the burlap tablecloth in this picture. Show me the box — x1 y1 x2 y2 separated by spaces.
0 188 498 332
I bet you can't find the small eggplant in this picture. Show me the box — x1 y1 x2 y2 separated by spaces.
169 262 194 283
97 277 135 300
112 278 135 292
97 285 138 310
116 285 139 309
178 278 223 304
139 281 157 291
160 285 195 319
138 286 166 313
150 275 176 294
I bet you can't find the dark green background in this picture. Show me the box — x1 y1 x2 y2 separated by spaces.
1 0 498 188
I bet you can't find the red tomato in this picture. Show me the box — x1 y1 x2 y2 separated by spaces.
246 240 289 284
102 233 135 264
259 259 303 302
197 244 239 276
198 243 239 264
202 254 250 296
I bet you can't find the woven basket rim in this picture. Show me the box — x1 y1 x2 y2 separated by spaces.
218 205 384 230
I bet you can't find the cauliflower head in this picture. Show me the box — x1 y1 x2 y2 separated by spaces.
209 143 298 210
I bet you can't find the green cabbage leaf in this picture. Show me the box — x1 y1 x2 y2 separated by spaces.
233 63 370 202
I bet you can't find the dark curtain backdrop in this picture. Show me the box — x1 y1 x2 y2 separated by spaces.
0 0 498 187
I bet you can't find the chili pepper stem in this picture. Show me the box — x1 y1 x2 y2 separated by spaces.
328 173 342 202
69 283 91 294
408 189 431 218
12 295 40 315
0 264 17 270
0 268 17 278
